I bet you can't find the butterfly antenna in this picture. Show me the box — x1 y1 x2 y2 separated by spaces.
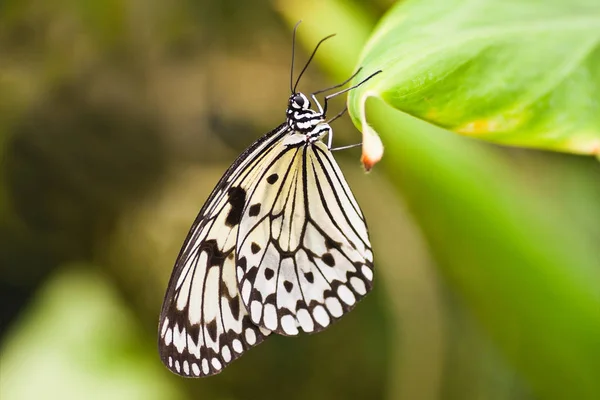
290 20 302 94
293 33 336 93
312 68 363 96
324 70 383 101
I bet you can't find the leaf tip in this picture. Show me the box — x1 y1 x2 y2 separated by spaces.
357 90 383 171
361 124 384 171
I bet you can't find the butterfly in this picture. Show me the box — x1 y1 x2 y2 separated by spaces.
158 22 381 377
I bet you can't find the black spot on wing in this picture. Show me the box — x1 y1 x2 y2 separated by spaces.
322 253 335 267
283 280 293 292
304 271 314 283
267 173 279 184
249 203 261 217
206 319 218 342
251 288 263 302
237 256 247 272
199 345 208 359
245 266 258 283
251 242 261 254
229 296 240 320
187 323 201 344
201 239 226 267
264 268 274 280
295 300 308 311
226 187 246 227
264 293 276 305
325 237 340 250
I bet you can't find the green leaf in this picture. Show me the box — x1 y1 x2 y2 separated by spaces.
368 99 600 400
348 0 600 160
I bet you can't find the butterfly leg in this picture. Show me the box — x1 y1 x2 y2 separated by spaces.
326 106 348 124
311 93 325 115
320 124 361 151
320 107 355 151
319 124 333 149
331 143 362 152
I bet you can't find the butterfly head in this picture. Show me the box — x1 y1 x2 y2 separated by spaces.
288 93 311 111
286 92 326 133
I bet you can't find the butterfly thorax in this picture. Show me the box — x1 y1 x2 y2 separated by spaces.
286 92 330 144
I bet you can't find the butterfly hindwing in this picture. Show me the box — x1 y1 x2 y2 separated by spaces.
236 136 374 336
158 124 290 377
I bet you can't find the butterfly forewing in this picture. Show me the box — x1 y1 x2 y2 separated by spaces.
236 138 374 336
158 124 290 377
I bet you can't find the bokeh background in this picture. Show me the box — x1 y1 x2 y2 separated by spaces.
1 1 599 400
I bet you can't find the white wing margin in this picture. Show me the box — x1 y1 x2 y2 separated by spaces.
235 137 374 336
158 124 290 377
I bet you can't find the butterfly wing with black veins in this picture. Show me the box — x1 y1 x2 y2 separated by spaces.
235 134 374 336
158 124 291 377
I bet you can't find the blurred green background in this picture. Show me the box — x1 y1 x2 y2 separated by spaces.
1 1 599 400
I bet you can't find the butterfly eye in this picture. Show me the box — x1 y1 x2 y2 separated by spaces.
292 94 307 108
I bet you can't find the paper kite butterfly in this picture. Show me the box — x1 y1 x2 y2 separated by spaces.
158 22 381 377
